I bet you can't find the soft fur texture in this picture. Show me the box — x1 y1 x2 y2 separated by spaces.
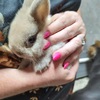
8 0 64 72
69 40 100 100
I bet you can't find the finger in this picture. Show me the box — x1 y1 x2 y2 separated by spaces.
63 47 83 69
47 12 85 45
66 59 79 82
50 13 63 23
48 19 83 45
52 34 85 61
43 25 86 50
44 13 63 39
47 56 70 78
47 11 78 35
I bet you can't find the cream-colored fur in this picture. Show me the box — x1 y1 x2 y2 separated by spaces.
8 0 64 72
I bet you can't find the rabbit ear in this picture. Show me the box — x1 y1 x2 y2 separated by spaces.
29 0 50 25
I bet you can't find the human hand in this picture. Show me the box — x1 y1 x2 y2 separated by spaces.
22 57 77 88
43 11 86 80
0 61 75 99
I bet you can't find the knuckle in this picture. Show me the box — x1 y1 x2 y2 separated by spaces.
72 12 79 19
67 11 78 16
64 11 70 16
59 17 67 26
66 30 74 38
67 75 75 82
48 36 58 44
74 12 79 17
78 25 86 36
70 25 77 32
79 26 85 33
53 13 61 19
75 38 81 47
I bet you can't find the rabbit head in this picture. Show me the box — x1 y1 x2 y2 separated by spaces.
8 0 50 60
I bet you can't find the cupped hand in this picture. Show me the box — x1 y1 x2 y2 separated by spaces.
43 11 86 68
23 56 77 88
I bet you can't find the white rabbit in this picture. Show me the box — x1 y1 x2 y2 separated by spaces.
8 0 64 72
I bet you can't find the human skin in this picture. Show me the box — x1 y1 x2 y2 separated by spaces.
44 10 86 69
0 11 86 99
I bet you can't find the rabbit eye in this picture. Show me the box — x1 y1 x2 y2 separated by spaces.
28 35 36 43
25 34 37 48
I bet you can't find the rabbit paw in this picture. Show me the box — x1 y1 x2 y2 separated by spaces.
34 42 65 72
34 55 51 72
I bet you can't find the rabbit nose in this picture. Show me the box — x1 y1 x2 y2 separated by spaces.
24 34 37 48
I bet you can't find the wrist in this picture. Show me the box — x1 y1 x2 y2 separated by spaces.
0 68 43 98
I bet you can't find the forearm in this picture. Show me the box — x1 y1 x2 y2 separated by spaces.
0 68 42 99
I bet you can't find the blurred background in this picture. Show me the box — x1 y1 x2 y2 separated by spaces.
81 0 100 48
74 0 100 91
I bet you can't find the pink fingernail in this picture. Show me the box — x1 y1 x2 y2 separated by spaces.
64 62 70 69
52 52 61 61
43 41 51 50
44 31 51 39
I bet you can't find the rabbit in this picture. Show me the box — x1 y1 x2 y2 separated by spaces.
8 0 65 72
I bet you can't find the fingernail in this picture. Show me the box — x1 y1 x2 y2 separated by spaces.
43 41 51 50
44 31 51 39
64 62 70 69
52 52 61 61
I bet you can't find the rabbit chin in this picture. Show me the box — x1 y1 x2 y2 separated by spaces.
9 40 44 60
10 45 44 61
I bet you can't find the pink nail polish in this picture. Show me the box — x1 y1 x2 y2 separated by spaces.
43 41 51 50
44 31 51 39
64 62 70 69
53 52 61 61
